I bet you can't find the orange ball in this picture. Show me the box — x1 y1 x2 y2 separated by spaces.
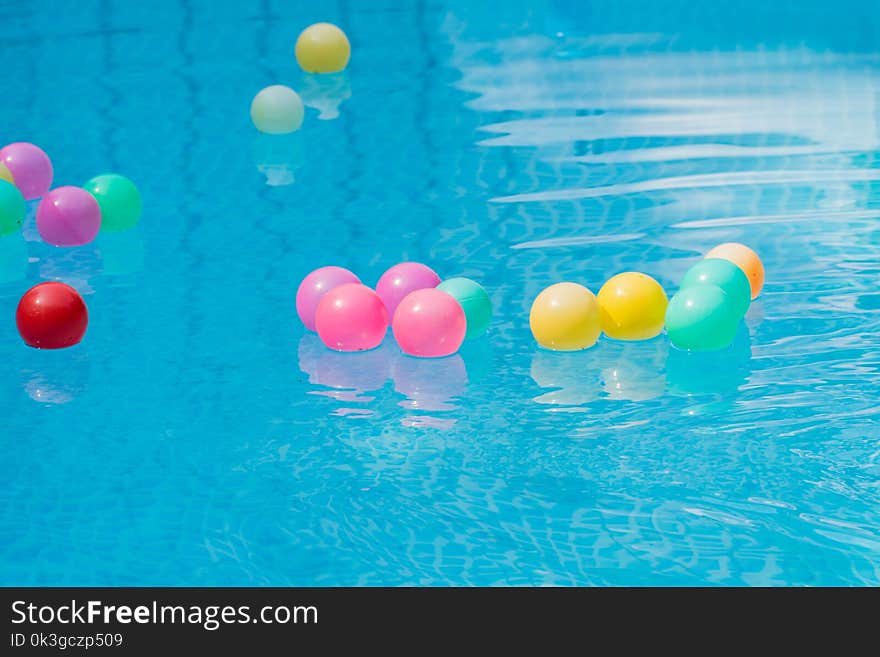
705 242 764 299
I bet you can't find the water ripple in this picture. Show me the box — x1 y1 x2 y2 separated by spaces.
492 169 880 204
671 209 880 229
511 232 646 249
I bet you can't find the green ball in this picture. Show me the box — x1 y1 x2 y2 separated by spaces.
436 277 492 339
84 174 142 232
665 285 740 351
0 179 26 236
679 258 751 318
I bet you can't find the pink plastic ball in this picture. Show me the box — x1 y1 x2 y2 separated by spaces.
0 142 53 200
296 266 361 331
375 262 441 318
315 283 389 352
37 186 102 247
392 288 466 358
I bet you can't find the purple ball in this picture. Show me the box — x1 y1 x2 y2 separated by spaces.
0 142 53 201
375 262 441 317
36 187 102 247
296 266 361 331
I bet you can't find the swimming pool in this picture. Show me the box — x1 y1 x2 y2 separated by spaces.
1 0 878 586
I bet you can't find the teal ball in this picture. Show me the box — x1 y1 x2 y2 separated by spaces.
665 285 740 351
679 258 751 318
436 277 492 339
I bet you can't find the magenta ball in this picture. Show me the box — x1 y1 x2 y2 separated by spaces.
375 262 441 317
296 266 361 331
315 283 389 352
0 142 53 200
37 187 102 247
392 288 466 358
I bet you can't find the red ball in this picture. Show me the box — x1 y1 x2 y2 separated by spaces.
16 282 89 349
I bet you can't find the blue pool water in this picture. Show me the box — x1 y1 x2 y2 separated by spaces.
1 0 879 586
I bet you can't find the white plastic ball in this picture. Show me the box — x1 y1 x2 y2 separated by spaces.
250 85 304 134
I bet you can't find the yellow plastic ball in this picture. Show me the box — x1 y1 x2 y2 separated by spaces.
0 163 14 185
597 272 668 341
295 23 351 74
529 282 601 351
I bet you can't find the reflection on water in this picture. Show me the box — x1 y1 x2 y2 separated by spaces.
35 246 100 295
297 334 391 402
20 201 40 243
97 229 145 276
457 339 494 384
21 350 91 405
297 333 470 423
0 233 27 284
529 337 666 405
391 351 468 412
530 348 602 406
298 73 352 120
666 323 753 397
25 375 76 405
251 133 305 187
531 327 751 406
600 339 668 401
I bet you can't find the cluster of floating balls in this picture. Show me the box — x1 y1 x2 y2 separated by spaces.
666 243 764 351
530 242 763 353
296 262 492 358
1 141 142 349
250 22 351 135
